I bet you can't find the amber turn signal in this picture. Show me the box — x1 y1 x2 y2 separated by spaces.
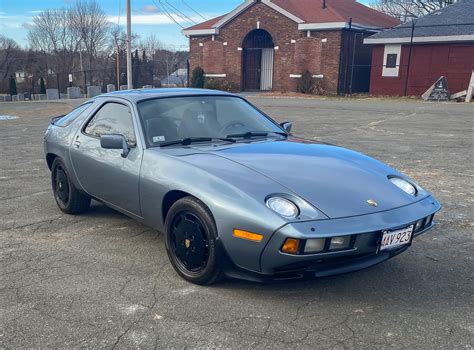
233 229 264 242
281 238 300 254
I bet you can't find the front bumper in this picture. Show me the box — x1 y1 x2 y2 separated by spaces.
258 195 441 278
220 195 441 282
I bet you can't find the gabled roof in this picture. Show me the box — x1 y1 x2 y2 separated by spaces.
365 0 474 44
182 0 400 36
272 0 400 28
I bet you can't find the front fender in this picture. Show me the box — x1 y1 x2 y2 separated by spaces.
139 150 290 272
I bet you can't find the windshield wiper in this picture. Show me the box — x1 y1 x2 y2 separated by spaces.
160 137 236 148
226 131 288 139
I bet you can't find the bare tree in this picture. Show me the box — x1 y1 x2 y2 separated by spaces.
371 0 457 21
27 8 81 74
138 34 163 57
71 0 110 78
0 35 21 80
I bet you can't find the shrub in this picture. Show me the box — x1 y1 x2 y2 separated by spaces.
204 78 221 90
297 70 314 94
191 67 205 88
204 78 240 92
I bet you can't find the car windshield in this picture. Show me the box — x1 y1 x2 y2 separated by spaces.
137 96 286 147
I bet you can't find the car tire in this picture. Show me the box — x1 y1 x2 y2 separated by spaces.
51 158 91 215
165 196 223 285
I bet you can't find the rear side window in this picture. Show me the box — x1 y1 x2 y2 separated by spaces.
54 103 93 127
84 102 136 144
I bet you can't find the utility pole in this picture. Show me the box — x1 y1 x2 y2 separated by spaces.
126 0 133 89
115 38 121 88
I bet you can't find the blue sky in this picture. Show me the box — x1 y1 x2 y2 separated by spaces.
0 0 368 50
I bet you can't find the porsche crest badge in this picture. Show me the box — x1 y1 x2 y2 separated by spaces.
367 199 378 207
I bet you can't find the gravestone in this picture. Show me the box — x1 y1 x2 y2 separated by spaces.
4 95 12 102
422 77 449 101
142 85 153 89
120 85 128 90
12 95 19 102
60 93 68 99
107 84 116 93
38 94 47 100
67 87 82 99
18 94 25 101
46 89 59 100
87 86 102 98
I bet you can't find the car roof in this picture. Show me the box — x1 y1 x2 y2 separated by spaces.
96 88 236 103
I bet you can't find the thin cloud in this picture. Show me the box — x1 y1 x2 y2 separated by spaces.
0 15 33 29
143 5 159 13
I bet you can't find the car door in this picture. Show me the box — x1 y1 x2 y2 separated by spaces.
70 100 142 216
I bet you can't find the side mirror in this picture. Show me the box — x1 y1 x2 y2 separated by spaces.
280 121 293 133
100 134 130 158
51 115 65 125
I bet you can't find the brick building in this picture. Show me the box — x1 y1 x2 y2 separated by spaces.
183 0 399 94
364 0 474 96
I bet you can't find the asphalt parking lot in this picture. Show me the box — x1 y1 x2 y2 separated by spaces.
1 96 473 349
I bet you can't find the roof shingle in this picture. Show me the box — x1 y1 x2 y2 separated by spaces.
367 0 474 40
184 0 400 32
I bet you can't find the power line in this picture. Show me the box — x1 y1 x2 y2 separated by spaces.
117 0 122 26
164 0 197 25
159 0 194 27
181 0 208 21
153 0 185 28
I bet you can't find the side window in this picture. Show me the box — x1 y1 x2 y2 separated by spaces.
382 44 401 77
386 54 397 68
84 102 136 144
54 103 93 127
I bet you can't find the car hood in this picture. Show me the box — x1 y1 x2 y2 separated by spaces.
196 139 425 219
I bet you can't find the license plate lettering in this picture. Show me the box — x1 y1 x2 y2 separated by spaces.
380 225 414 251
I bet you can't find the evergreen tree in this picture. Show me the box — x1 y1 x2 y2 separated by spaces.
132 49 141 88
39 77 46 94
9 75 18 96
191 67 205 89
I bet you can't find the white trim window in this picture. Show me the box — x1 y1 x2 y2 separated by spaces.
382 44 402 77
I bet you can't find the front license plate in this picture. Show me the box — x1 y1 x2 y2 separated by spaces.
380 225 414 251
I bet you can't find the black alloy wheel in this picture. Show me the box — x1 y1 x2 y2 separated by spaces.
51 158 91 215
170 211 209 273
165 196 223 285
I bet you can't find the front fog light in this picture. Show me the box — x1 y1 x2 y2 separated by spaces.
425 214 434 226
304 239 326 253
414 219 424 231
330 236 351 250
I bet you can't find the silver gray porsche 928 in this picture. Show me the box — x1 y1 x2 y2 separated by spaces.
44 88 441 285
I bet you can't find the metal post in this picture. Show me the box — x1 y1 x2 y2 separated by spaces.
116 46 121 88
349 33 359 96
56 73 60 99
341 18 352 95
187 59 190 87
404 20 416 96
126 0 133 89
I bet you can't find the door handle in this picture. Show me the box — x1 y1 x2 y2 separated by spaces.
74 140 81 148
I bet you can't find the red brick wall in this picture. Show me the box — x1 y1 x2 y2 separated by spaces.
188 2 343 93
369 43 474 96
